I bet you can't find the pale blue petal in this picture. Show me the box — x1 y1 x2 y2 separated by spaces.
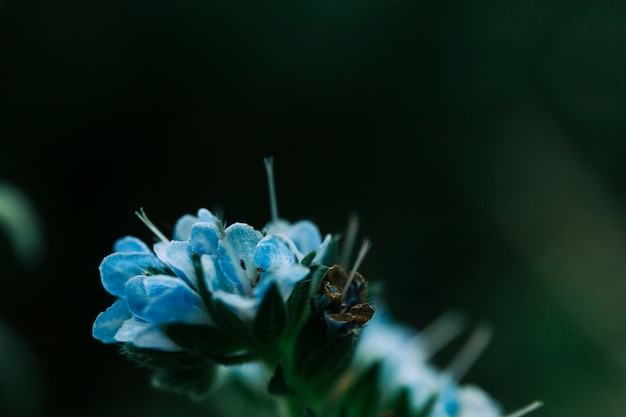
264 219 322 255
431 379 459 417
125 275 210 325
99 252 165 297
456 385 503 417
253 235 299 271
212 290 260 322
217 223 262 294
189 222 220 255
173 208 217 241
255 264 310 301
114 317 182 351
353 317 442 411
92 299 131 343
285 220 322 255
173 214 199 241
201 254 232 293
113 236 152 253
154 241 198 289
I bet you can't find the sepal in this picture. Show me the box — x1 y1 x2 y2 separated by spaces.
308 234 341 267
151 363 217 402
341 362 382 417
121 344 209 369
267 364 296 396
284 273 314 339
291 312 357 387
208 298 256 346
161 323 246 358
389 387 412 417
253 282 287 347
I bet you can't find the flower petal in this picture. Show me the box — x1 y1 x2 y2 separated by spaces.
201 254 232 293
264 219 322 255
431 379 459 417
217 223 262 294
189 222 220 255
212 290 260 322
253 235 299 271
92 299 131 343
115 317 182 351
154 240 197 289
284 220 322 255
456 385 502 417
113 236 152 253
99 252 165 297
125 275 210 325
254 264 310 301
173 208 217 241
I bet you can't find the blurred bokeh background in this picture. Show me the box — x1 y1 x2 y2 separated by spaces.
1 0 625 416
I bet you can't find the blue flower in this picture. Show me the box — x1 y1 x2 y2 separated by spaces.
263 218 323 256
93 207 325 350
351 309 503 417
206 221 311 321
352 313 446 413
456 385 503 417
92 235 211 351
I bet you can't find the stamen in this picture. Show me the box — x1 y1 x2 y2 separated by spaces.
135 207 169 244
446 323 493 381
338 212 360 268
340 237 372 301
263 157 279 223
417 310 467 359
504 401 544 417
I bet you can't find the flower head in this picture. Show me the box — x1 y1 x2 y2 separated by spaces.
93 158 327 354
93 205 324 352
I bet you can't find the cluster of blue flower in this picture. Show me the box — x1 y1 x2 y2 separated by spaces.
93 158 541 417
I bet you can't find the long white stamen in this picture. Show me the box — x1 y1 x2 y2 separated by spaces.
446 323 493 381
417 311 467 359
339 212 360 268
340 237 372 301
504 401 544 417
135 207 169 244
264 157 279 223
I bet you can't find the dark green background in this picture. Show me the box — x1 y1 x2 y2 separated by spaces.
1 1 625 416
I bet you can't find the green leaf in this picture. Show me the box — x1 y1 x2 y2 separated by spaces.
267 364 296 396
284 276 312 337
390 387 412 417
151 363 217 402
121 343 209 369
253 283 287 346
317 234 341 267
343 362 382 417
300 250 316 267
308 265 330 300
161 323 245 357
209 298 255 346
292 313 357 386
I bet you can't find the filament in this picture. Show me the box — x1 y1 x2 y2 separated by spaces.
418 310 467 359
446 323 493 381
263 157 279 223
340 237 372 302
135 207 169 244
504 401 544 417
339 212 360 268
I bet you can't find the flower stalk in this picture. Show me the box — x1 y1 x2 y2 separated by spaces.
92 158 542 417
